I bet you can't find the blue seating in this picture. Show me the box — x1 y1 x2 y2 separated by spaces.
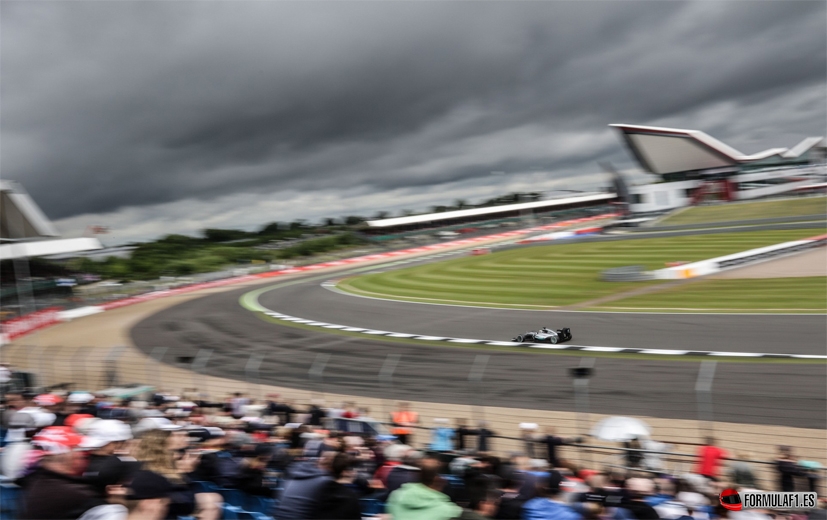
193 480 222 493
0 483 22 520
220 488 247 509
193 481 276 520
360 498 385 516
442 474 465 489
236 512 272 520
222 503 242 520
244 496 276 515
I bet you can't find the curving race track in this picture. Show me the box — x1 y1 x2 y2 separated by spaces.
131 252 827 429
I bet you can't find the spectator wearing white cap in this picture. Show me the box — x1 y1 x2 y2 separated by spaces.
81 420 137 493
1 410 38 478
133 416 183 436
12 397 58 433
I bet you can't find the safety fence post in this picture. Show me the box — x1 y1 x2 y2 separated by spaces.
308 353 331 404
192 349 214 400
570 358 596 468
101 346 126 389
468 354 490 447
244 353 264 401
695 361 717 439
379 353 401 427
148 347 168 393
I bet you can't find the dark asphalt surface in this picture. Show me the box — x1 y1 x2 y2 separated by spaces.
132 278 827 429
260 281 827 355
131 224 826 429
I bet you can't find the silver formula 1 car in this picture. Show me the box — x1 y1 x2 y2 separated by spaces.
512 326 573 344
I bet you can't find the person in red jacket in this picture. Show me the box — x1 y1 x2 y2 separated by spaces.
694 436 728 480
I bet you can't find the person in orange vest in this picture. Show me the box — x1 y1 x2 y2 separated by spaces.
390 402 419 446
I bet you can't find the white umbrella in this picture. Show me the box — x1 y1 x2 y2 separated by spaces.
590 416 651 442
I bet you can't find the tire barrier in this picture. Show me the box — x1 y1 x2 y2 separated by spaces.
601 265 657 282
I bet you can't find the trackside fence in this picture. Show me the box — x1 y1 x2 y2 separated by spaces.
1 342 825 494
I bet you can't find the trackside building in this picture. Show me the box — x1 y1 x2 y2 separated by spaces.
610 124 826 214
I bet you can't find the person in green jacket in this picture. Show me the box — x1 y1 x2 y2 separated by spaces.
387 457 462 520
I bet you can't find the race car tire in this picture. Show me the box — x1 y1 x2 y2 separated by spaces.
516 335 524 343
550 336 558 344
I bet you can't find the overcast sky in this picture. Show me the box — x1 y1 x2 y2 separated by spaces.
2 1 825 244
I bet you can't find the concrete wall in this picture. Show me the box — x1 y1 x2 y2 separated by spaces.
629 181 701 213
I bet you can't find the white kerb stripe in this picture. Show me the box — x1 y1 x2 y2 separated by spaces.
640 349 689 355
709 352 763 357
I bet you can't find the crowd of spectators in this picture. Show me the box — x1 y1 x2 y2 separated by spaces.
0 387 824 520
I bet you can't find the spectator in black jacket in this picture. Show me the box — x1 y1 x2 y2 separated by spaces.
237 444 276 498
543 427 580 469
622 478 659 520
456 418 477 452
275 452 335 520
190 429 242 488
495 471 527 519
80 420 136 493
381 451 422 501
314 453 362 519
19 427 107 520
777 445 802 492
477 422 495 453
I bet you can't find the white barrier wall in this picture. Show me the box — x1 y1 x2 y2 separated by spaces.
734 179 818 200
654 236 825 279
628 180 701 213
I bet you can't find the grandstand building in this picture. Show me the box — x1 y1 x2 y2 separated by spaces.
610 124 826 214
363 192 617 238
0 180 102 261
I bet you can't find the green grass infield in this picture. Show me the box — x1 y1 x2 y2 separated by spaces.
658 197 826 226
337 228 826 312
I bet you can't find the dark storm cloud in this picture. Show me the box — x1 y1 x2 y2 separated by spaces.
2 1 825 229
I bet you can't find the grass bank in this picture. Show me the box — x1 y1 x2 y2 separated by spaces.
338 228 826 312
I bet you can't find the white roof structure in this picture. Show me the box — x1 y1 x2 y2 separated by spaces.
0 180 102 260
366 192 615 228
0 237 104 262
0 180 59 240
610 124 824 175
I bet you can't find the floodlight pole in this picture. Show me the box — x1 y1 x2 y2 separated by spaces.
570 358 596 468
468 354 490 425
308 353 331 403
378 354 401 425
695 361 717 439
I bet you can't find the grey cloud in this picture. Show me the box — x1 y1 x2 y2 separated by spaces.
2 1 825 231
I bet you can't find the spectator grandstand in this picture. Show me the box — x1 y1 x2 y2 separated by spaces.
1 384 824 520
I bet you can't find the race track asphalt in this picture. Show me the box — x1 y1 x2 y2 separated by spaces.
131 261 827 429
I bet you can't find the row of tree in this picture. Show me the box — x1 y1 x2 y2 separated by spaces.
66 229 368 280
61 191 547 281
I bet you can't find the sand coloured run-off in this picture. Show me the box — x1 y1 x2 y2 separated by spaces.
712 247 827 279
